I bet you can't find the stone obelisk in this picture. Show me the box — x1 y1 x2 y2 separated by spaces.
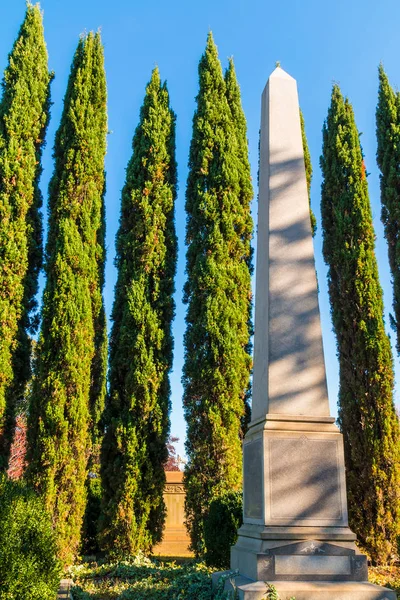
225 68 395 600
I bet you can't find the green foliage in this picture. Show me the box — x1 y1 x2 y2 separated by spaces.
183 32 253 556
82 472 102 555
265 584 279 600
300 110 316 236
320 84 400 564
0 3 51 467
225 58 254 435
99 67 177 555
265 584 295 600
204 491 243 569
69 556 217 600
369 566 400 598
27 32 107 566
82 44 108 557
0 475 61 600
376 64 400 354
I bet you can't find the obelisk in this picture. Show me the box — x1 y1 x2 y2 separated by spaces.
226 68 396 600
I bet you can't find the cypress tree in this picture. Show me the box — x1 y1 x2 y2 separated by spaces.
224 57 253 434
183 33 253 555
0 4 51 467
300 110 316 236
99 67 177 555
27 32 107 565
82 42 108 556
320 85 400 564
376 64 400 353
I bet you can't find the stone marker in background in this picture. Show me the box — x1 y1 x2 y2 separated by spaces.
152 471 193 557
213 67 395 600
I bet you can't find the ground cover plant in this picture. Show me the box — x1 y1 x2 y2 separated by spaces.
68 557 400 600
69 554 221 600
369 566 400 598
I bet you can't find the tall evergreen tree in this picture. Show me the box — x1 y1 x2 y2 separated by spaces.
0 4 51 468
300 110 316 236
99 68 177 555
27 32 107 565
376 64 400 353
183 33 253 555
320 85 400 564
224 58 253 434
81 41 108 556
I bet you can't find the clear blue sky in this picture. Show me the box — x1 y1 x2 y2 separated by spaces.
1 0 400 460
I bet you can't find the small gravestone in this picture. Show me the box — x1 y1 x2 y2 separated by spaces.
214 67 396 600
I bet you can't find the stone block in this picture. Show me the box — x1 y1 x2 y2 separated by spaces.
152 471 193 557
213 573 396 600
235 581 397 600
243 438 263 520
241 420 349 530
232 539 368 583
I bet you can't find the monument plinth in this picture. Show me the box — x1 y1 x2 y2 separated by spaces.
219 68 395 599
152 471 193 557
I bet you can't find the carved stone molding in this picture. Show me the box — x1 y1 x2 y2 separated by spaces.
164 484 185 494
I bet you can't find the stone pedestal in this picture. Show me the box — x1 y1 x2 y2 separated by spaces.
231 414 366 585
212 573 396 600
152 471 193 557
216 67 396 600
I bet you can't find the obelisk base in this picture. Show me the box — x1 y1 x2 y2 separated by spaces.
231 534 368 583
221 415 395 598
212 573 397 600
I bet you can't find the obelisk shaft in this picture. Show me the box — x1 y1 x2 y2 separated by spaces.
252 68 330 421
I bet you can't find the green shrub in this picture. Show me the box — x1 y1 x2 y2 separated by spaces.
81 474 102 555
0 475 61 600
204 492 243 569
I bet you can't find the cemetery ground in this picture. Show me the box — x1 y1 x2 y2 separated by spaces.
64 556 400 599
67 555 220 600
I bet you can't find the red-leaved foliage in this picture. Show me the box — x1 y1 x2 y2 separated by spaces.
7 425 183 478
164 435 180 471
7 415 27 480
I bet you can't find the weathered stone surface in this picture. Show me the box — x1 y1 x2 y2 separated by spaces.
239 424 349 530
152 471 193 557
234 580 397 600
231 537 368 583
212 573 396 600
252 66 329 422
274 555 351 576
265 431 348 526
234 66 353 542
243 438 263 520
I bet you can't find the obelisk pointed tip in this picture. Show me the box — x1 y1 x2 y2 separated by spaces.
269 66 295 82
